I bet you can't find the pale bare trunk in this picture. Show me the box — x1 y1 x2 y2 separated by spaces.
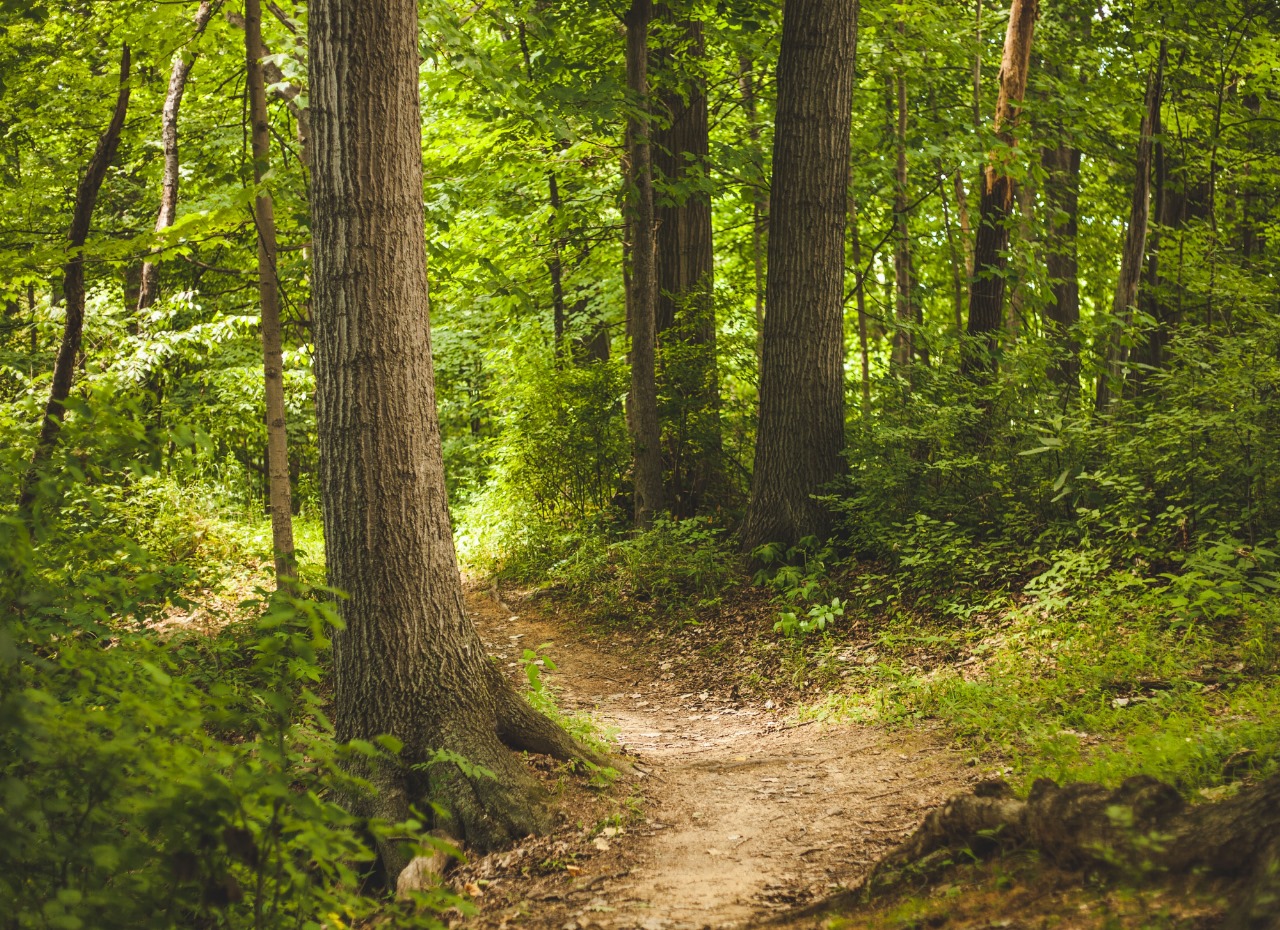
137 1 214 313
246 0 295 584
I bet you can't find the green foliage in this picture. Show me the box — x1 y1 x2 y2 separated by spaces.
752 536 846 637
0 412 454 928
807 538 1280 793
517 644 617 766
536 516 742 624
0 589 463 930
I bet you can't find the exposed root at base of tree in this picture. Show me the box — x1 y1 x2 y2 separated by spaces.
788 773 1280 930
361 667 614 885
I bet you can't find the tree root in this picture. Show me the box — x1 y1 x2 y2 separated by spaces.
362 666 620 882
786 773 1280 929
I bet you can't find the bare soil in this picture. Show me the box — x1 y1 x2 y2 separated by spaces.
453 588 975 930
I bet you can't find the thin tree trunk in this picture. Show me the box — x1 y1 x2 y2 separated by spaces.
1041 140 1082 389
137 1 215 314
518 25 568 359
653 10 718 514
1097 42 1166 410
741 0 855 551
851 197 871 414
954 171 973 275
953 0 980 278
939 159 965 336
739 57 767 378
962 0 1038 377
625 0 664 527
20 45 131 513
1006 177 1035 339
246 0 296 585
548 169 567 354
889 42 913 371
308 0 593 875
227 9 310 166
972 0 983 128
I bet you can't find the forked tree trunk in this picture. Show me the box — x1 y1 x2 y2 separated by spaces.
137 1 214 314
19 45 131 513
246 0 296 586
962 0 1038 377
1097 42 1165 410
741 0 855 551
1042 140 1082 389
653 10 719 515
308 0 591 872
625 0 665 527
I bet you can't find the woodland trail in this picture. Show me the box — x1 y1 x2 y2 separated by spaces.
459 589 974 930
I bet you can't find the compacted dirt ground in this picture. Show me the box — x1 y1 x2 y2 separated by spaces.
454 589 975 930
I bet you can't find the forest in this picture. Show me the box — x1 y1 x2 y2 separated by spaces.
2 0 1279 927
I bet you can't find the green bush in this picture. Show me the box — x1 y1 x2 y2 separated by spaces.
489 516 742 623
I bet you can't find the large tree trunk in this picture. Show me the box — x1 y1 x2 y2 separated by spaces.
308 0 591 873
740 0 855 552
1096 42 1166 410
962 0 1038 377
625 0 664 527
653 10 719 516
19 45 131 513
1041 141 1082 390
137 1 214 314
246 0 296 586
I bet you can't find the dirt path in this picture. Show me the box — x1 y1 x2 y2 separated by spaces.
460 590 973 930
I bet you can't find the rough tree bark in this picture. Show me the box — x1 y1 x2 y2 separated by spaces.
246 0 296 586
740 0 855 552
1097 42 1165 410
962 0 1038 377
625 0 665 527
652 8 719 515
137 1 215 314
308 0 595 872
1041 140 1082 389
19 45 131 513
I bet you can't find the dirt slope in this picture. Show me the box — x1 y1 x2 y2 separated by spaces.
457 590 973 930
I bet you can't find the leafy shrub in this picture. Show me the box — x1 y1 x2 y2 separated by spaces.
0 590 461 930
752 536 846 636
502 516 743 623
